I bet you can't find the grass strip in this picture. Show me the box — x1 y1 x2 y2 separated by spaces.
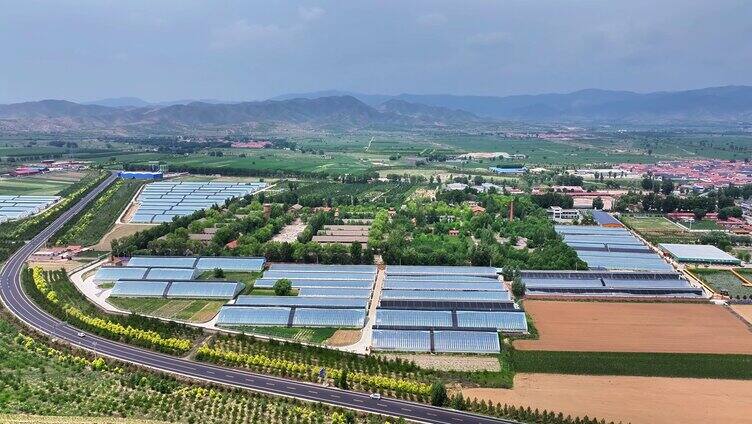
511 349 752 379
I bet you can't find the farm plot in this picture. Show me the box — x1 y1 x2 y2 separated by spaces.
731 305 752 326
514 300 752 354
107 298 224 323
620 215 696 244
463 373 752 424
0 173 81 196
693 269 752 299
139 150 374 176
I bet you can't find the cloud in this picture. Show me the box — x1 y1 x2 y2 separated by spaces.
417 12 447 26
466 31 511 46
298 6 325 22
210 20 285 49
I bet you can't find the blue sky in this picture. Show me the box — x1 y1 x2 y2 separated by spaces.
1 0 750 103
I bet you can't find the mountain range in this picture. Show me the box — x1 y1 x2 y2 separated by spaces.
1 85 751 133
273 86 752 123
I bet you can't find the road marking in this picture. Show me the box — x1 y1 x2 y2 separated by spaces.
330 394 340 399
265 382 276 386
352 399 363 403
286 386 296 390
427 412 436 417
307 390 318 394
400 407 412 412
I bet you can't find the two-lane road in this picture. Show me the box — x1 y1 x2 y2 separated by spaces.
0 174 513 424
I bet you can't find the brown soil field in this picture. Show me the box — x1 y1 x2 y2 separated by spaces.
514 301 752 354
464 373 752 424
380 353 501 372
93 223 152 250
326 330 361 346
189 301 224 323
26 260 89 273
730 304 752 326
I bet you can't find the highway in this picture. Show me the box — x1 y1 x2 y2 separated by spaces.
0 173 514 424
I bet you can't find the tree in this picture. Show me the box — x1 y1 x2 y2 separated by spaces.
430 382 448 406
212 268 225 278
592 197 604 210
336 369 349 390
736 249 749 264
511 276 526 299
693 208 707 221
661 179 674 195
719 206 743 220
273 279 292 296
349 242 362 264
641 177 653 190
343 411 356 424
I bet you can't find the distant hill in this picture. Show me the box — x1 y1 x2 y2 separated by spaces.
84 97 152 108
0 95 475 132
275 85 752 123
376 99 480 124
84 97 237 108
271 90 392 106
3 86 752 133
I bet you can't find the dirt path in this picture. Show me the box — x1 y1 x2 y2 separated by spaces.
464 373 752 424
515 300 752 354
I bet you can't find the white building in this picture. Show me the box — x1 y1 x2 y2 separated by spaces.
547 206 581 223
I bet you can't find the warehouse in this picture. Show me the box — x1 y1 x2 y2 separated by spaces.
118 171 163 180
659 243 742 265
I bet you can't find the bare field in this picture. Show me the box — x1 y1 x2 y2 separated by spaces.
326 329 361 346
463 373 752 424
380 353 501 372
515 301 752 354
272 218 306 243
731 304 752 326
93 223 153 250
26 260 89 273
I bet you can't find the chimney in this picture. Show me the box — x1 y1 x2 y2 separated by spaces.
263 203 272 220
509 199 515 220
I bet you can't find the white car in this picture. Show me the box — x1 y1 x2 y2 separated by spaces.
369 393 381 400
77 332 86 338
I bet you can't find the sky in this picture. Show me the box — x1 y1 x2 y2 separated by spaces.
1 0 751 103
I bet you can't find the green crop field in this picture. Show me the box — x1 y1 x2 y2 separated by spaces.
132 150 374 176
621 215 697 244
0 173 87 195
693 269 752 298
108 298 225 323
231 326 338 343
677 219 720 230
510 349 752 379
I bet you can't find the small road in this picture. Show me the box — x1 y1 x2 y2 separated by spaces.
0 172 514 424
